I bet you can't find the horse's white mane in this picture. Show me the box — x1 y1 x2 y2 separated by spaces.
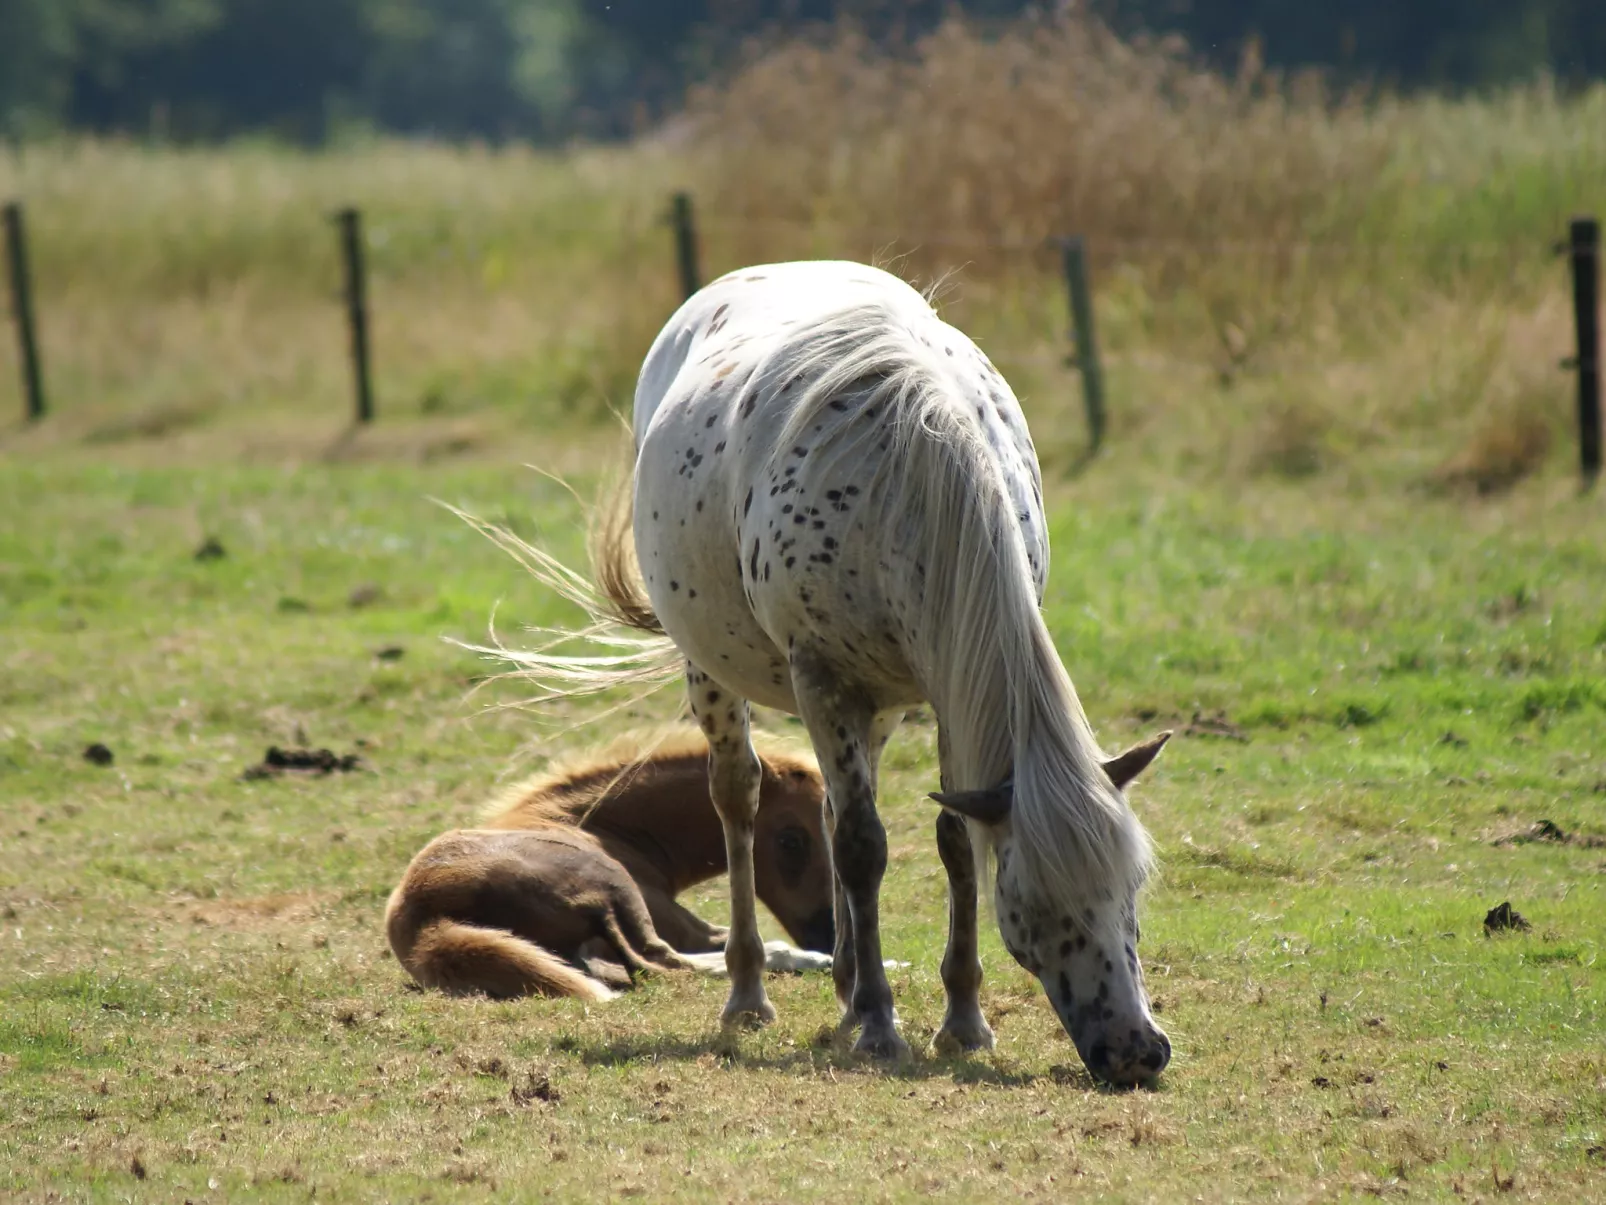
769 300 1153 918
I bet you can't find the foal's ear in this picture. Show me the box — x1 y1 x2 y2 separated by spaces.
928 782 1013 826
1102 731 1173 791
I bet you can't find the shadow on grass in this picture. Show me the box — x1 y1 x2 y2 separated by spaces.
552 1028 1157 1094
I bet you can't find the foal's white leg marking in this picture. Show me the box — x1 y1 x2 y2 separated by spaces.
680 942 836 977
686 662 774 1026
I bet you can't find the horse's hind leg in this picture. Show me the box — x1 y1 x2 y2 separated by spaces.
686 663 774 1027
790 650 908 1059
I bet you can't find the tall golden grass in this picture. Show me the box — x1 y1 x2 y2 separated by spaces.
684 12 1606 322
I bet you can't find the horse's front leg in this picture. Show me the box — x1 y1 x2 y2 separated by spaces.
933 808 995 1054
687 663 773 1027
792 655 908 1059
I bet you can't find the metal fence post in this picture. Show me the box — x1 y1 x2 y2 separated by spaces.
1564 217 1601 485
671 193 700 302
335 207 375 424
1059 236 1106 454
3 201 46 421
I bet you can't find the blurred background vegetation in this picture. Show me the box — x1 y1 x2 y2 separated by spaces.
2 0 1604 143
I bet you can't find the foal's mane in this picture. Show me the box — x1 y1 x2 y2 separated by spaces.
768 297 1154 918
481 726 818 832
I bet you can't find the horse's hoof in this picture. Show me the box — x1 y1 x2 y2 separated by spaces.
720 996 776 1030
932 1020 995 1056
853 1023 911 1061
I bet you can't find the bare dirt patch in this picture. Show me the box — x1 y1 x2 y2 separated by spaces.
187 891 338 932
1491 819 1606 849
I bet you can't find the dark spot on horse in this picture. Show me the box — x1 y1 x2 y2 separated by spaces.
823 536 837 550
782 504 793 515
748 538 760 581
669 580 679 591
696 500 703 512
688 589 697 599
706 689 721 704
785 557 796 568
705 415 717 429
652 510 659 520
1104 958 1114 974
743 488 753 515
1058 972 1074 1005
714 440 726 454
1060 940 1073 956
740 393 756 419
763 563 770 581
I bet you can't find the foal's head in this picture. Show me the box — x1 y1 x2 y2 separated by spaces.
934 732 1172 1087
752 751 836 954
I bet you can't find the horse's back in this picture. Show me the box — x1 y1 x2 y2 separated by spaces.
632 261 930 444
630 260 1046 709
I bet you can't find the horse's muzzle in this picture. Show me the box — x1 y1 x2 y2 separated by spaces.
1081 1024 1171 1088
794 907 836 954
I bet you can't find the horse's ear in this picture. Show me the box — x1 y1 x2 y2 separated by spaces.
929 782 1013 826
1102 731 1173 791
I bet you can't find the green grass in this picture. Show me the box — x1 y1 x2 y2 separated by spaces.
2 72 1605 1195
2 454 1604 1202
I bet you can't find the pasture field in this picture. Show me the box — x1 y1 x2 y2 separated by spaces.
2 448 1604 1203
2 20 1606 1197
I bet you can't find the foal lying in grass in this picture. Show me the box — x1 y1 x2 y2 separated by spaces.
386 729 837 1001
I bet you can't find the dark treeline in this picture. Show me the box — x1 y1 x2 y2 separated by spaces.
2 0 1604 143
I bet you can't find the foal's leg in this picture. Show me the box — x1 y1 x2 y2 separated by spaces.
686 662 773 1026
933 808 995 1054
636 883 728 954
791 653 908 1059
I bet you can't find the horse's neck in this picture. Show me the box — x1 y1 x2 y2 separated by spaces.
580 757 726 894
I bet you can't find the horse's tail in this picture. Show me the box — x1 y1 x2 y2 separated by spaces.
589 475 665 635
439 474 681 706
387 905 618 1002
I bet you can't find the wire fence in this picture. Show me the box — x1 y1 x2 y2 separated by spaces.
1 190 1599 478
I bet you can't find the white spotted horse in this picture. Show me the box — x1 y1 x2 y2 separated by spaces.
497 260 1173 1085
